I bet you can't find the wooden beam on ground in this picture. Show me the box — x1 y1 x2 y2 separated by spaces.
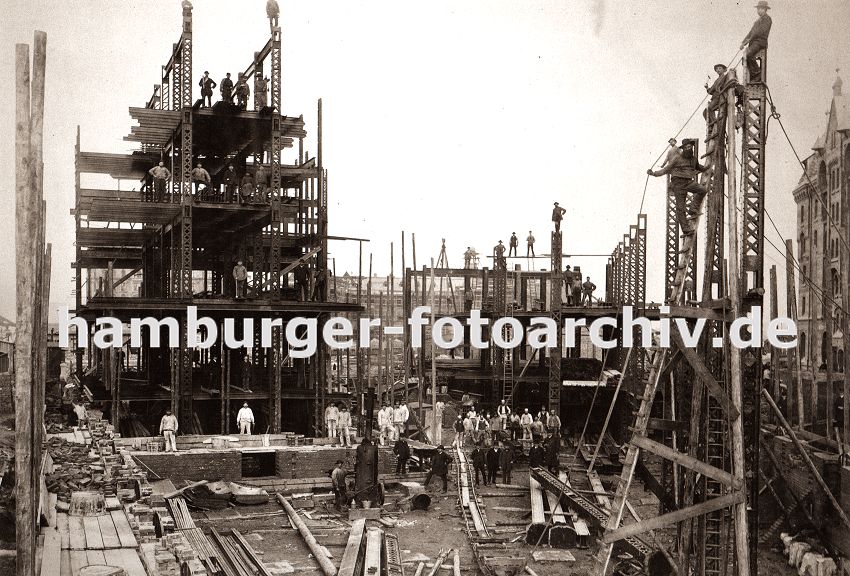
277 494 338 576
671 326 739 419
587 471 611 510
425 549 451 576
364 528 382 576
338 519 366 576
602 491 744 544
452 549 461 576
526 475 548 544
632 435 742 490
761 388 850 531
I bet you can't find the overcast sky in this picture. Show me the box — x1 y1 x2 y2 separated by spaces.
1 0 849 322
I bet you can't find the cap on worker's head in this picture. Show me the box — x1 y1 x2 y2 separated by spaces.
512 232 516 234
196 162 202 167
682 140 695 148
554 201 559 205
498 240 503 244
335 459 343 465
714 63 728 72
668 137 677 145
165 409 172 414
204 70 209 74
237 260 243 265
243 402 248 407
437 445 445 450
755 0 770 9
226 72 231 76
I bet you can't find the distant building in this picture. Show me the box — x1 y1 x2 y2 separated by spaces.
0 314 15 343
792 73 849 378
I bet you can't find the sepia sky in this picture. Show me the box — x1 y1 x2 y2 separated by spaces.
1 0 849 322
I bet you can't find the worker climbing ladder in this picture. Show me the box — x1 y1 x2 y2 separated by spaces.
595 56 760 576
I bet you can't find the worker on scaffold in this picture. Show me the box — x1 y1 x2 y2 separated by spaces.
526 231 535 257
647 139 707 235
508 233 518 257
266 0 280 32
198 71 216 108
552 202 566 232
220 72 234 104
741 1 772 83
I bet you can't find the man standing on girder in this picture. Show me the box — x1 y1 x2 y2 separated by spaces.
220 72 234 104
741 1 772 83
526 230 535 257
647 139 707 235
256 76 270 109
222 164 237 203
266 0 280 32
198 71 216 108
191 162 211 200
564 265 575 305
148 161 171 203
581 276 597 307
233 260 248 299
552 202 566 232
509 233 518 257
235 75 251 110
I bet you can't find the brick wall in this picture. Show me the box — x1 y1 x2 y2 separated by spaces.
133 445 398 483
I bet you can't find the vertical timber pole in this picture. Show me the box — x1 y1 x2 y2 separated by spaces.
549 227 562 415
725 86 751 576
786 240 804 426
15 39 35 576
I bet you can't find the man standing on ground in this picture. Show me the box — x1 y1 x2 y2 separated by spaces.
434 400 445 445
546 430 561 474
471 443 487 486
160 408 178 452
509 233 518 257
198 71 216 107
547 409 562 435
325 402 339 440
331 460 348 511
337 405 352 447
526 231 535 257
497 400 511 430
424 446 451 493
392 402 407 441
520 408 533 440
393 434 410 475
233 260 248 299
740 1 772 83
530 415 546 443
237 402 255 434
453 415 465 448
148 161 171 202
499 443 514 484
582 277 596 307
485 444 500 485
378 403 394 446
529 439 545 469
552 202 566 232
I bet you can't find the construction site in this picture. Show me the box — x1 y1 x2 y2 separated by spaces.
5 2 850 576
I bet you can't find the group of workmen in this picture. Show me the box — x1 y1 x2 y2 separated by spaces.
198 70 266 110
157 401 255 452
648 1 771 236
324 402 356 447
452 401 562 447
147 160 278 205
376 401 411 446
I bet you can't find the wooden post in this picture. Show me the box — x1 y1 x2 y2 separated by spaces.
15 40 35 576
725 86 751 576
786 240 805 427
389 242 395 403
770 265 780 413
430 259 437 436
761 388 850 531
402 232 408 401
277 495 338 576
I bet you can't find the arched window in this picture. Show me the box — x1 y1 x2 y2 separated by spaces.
801 205 806 223
802 296 807 314
800 332 807 358
821 332 829 369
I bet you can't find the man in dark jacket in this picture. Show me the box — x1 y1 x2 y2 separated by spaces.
528 439 545 469
471 444 487 486
740 1 772 83
499 443 514 484
198 71 216 107
393 434 411 475
220 72 234 103
424 445 451 493
331 460 348 511
485 445 500 485
545 431 561 474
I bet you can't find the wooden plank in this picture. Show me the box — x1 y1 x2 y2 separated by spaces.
59 550 71 576
529 477 546 524
544 492 567 524
39 529 61 576
57 513 70 550
602 491 745 544
587 471 611 511
116 549 148 576
67 516 86 550
338 518 366 576
97 514 120 549
82 516 104 550
110 510 137 549
86 550 106 565
531 550 576 562
364 528 383 576
69 551 88 574
47 493 57 527
631 435 742 490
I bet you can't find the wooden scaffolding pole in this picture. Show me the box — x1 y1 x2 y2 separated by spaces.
786 240 805 427
725 86 751 576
